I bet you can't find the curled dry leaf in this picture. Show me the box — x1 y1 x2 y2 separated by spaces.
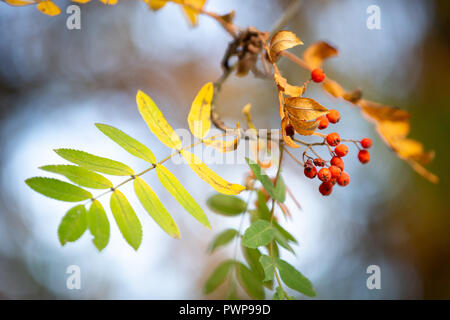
358 99 410 122
289 118 321 136
203 123 242 153
269 30 303 63
303 41 338 70
274 72 305 98
281 116 299 148
284 97 329 121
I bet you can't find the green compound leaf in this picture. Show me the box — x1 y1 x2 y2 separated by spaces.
245 157 282 202
274 174 286 203
88 200 110 251
204 260 235 294
26 177 92 202
273 287 285 300
209 229 239 253
242 220 274 248
110 190 142 250
235 262 265 300
58 205 88 245
40 165 112 189
275 258 316 297
134 177 180 239
259 254 275 282
95 123 157 164
156 164 210 229
54 148 134 176
206 194 247 216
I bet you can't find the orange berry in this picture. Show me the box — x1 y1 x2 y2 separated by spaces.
334 144 349 157
326 132 341 146
304 164 317 179
361 138 372 149
337 172 350 186
330 156 345 171
319 182 333 196
318 116 329 130
318 168 332 182
329 165 342 179
313 158 326 167
311 68 326 83
358 150 370 164
326 109 341 124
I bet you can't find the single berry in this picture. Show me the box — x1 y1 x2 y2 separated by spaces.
337 172 350 186
314 158 326 167
318 168 332 182
361 138 372 149
358 149 370 164
319 182 333 196
318 116 329 130
304 165 317 179
330 177 337 186
326 109 341 124
311 68 326 83
285 124 295 137
330 156 345 171
326 132 341 146
329 165 342 179
334 144 349 157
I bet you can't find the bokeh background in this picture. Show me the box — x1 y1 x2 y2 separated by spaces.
0 0 449 299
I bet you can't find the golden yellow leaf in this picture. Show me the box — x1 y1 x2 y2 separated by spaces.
284 97 329 121
180 150 245 195
37 0 60 16
4 0 35 6
136 90 182 150
303 41 338 70
269 30 303 62
188 82 213 139
181 0 206 27
99 0 118 4
241 103 256 129
358 99 410 122
203 122 241 153
407 160 439 184
146 0 167 10
376 120 410 145
390 138 424 159
322 79 345 98
281 116 299 148
274 71 305 97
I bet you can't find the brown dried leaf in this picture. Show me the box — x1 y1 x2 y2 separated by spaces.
288 116 320 136
274 72 305 97
322 79 345 98
269 31 303 62
281 117 299 148
358 99 410 122
303 41 338 69
284 97 329 121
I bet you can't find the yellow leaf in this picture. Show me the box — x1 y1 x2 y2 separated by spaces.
322 79 345 98
242 103 256 130
269 30 303 62
274 71 304 97
37 0 60 16
180 150 245 195
390 138 424 159
284 97 329 121
188 82 213 139
181 0 206 27
99 0 118 4
72 0 92 3
407 160 439 184
203 122 241 153
136 90 182 150
146 0 167 10
4 0 35 6
303 41 338 70
376 120 410 145
358 99 410 122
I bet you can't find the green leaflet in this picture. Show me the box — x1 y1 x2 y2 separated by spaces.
274 174 286 203
273 227 295 254
204 260 235 294
58 205 88 245
134 177 180 239
259 255 275 282
95 123 157 164
245 158 282 202
40 165 112 189
275 258 316 297
206 194 247 216
26 177 92 202
54 148 134 176
273 287 284 300
255 190 271 220
235 262 265 300
110 190 142 250
209 229 239 253
156 164 210 229
273 221 298 243
88 200 110 251
242 245 265 281
242 220 274 248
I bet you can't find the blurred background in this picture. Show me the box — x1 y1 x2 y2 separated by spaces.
0 0 449 299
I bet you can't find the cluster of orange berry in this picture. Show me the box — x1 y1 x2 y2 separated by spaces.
302 69 373 196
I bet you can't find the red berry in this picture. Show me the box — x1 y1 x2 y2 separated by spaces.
358 150 370 164
334 144 349 157
330 177 337 186
326 109 341 124
318 168 332 182
337 172 350 186
329 165 342 179
311 68 326 83
330 156 345 171
361 138 372 149
326 132 341 146
318 116 329 130
319 182 333 196
304 165 317 179
313 158 325 167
